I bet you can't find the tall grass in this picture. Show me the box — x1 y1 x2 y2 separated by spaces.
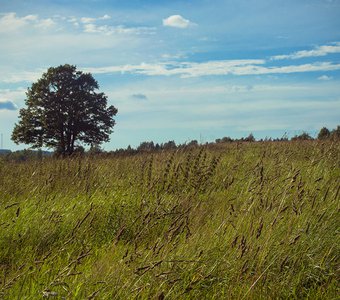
0 141 339 299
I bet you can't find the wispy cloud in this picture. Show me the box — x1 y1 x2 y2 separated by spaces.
0 70 42 83
80 15 111 23
83 23 155 35
84 60 264 76
0 88 26 102
78 13 154 35
2 59 340 84
65 14 154 35
0 12 141 36
161 53 187 60
0 100 17 111
271 42 340 60
84 60 340 78
163 15 196 28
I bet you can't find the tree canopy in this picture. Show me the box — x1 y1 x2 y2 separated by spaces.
12 64 117 155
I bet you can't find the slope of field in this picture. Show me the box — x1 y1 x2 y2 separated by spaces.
0 141 339 299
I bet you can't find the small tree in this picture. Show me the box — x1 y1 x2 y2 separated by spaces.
187 140 198 147
162 140 176 150
222 136 233 143
137 141 155 152
317 127 330 140
12 64 117 155
245 133 255 142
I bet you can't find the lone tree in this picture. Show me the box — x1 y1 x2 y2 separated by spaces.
12 64 117 155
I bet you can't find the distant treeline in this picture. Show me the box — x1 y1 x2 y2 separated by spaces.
1 125 339 161
112 125 339 156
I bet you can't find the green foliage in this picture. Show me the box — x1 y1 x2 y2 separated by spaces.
12 64 118 156
0 141 339 299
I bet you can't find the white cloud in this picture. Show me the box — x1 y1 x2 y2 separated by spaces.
85 59 265 76
100 14 111 20
80 15 111 24
0 12 55 33
34 18 55 29
318 75 333 80
83 23 98 33
22 15 38 22
230 62 340 76
2 60 340 85
163 15 195 28
80 17 96 24
272 42 340 60
161 53 187 59
67 17 79 27
0 12 28 32
84 60 340 78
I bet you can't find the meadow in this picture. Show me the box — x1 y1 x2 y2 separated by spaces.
0 141 339 299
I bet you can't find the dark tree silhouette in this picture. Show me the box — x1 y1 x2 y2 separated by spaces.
137 141 155 152
330 125 340 140
317 127 330 140
291 132 313 141
12 64 117 155
245 133 255 142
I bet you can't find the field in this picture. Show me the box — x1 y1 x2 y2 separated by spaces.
0 141 339 299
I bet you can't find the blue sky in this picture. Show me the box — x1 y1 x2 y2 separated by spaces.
0 0 340 150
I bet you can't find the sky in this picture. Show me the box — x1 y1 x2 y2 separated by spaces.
0 0 340 150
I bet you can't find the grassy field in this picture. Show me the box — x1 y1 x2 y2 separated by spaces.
0 141 339 299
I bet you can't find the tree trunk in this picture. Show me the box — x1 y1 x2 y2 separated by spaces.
70 132 77 155
66 128 72 155
59 124 66 156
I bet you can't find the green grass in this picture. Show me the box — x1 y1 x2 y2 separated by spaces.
0 141 339 299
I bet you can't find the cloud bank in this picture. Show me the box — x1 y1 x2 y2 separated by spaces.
1 40 339 83
85 60 340 78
